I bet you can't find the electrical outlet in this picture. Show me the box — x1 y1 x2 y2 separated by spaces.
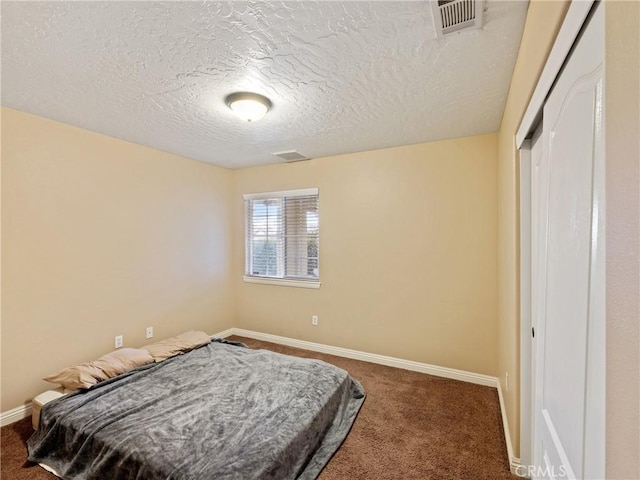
146 326 154 339
505 372 509 391
115 335 123 349
311 315 318 326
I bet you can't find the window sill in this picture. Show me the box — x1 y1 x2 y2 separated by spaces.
242 276 321 289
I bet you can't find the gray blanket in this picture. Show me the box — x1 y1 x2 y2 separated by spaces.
28 340 365 480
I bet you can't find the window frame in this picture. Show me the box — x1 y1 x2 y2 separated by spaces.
243 188 321 289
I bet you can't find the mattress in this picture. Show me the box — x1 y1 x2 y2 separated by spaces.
28 339 365 480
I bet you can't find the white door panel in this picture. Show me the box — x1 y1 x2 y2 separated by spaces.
543 83 597 477
533 3 604 480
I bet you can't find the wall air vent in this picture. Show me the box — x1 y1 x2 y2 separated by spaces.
431 0 484 38
272 150 310 162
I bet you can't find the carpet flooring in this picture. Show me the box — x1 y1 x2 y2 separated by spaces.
1 336 517 479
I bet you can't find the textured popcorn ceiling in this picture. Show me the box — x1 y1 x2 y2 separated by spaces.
1 1 528 169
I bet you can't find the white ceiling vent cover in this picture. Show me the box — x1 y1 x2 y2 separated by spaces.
272 150 310 162
431 0 484 38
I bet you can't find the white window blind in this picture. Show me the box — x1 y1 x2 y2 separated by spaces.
244 189 319 283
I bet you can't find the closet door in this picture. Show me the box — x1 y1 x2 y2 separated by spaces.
533 2 605 479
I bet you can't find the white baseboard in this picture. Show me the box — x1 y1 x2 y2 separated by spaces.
497 379 522 475
211 328 235 339
1 403 32 427
227 328 498 387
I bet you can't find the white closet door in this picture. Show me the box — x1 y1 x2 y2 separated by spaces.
533 2 605 479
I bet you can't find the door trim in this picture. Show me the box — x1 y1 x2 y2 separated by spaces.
516 0 595 147
519 138 533 471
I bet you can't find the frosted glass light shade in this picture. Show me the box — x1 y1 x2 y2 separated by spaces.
226 92 272 122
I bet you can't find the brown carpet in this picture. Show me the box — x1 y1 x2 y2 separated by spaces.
1 336 517 479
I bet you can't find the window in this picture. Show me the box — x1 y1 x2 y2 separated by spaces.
243 188 320 288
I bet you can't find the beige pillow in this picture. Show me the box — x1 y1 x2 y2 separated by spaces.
43 348 154 391
143 330 211 362
43 365 102 390
90 348 154 379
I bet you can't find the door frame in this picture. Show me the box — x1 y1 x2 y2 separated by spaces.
519 138 533 471
516 0 597 473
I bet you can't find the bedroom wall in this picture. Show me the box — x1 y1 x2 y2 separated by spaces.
604 2 640 477
232 134 499 376
1 108 234 411
496 0 570 458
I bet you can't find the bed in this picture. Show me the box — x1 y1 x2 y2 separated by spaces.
27 339 366 480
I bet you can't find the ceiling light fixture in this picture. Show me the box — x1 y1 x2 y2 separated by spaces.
225 92 272 122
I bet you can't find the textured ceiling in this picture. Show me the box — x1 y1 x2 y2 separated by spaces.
1 1 528 169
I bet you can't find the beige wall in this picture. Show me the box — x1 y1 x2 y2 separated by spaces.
2 111 499 411
233 134 499 376
605 2 640 478
1 108 234 411
0 105 3 408
496 0 570 457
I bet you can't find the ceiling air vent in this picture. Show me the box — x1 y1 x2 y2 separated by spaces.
431 0 484 38
272 150 310 162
